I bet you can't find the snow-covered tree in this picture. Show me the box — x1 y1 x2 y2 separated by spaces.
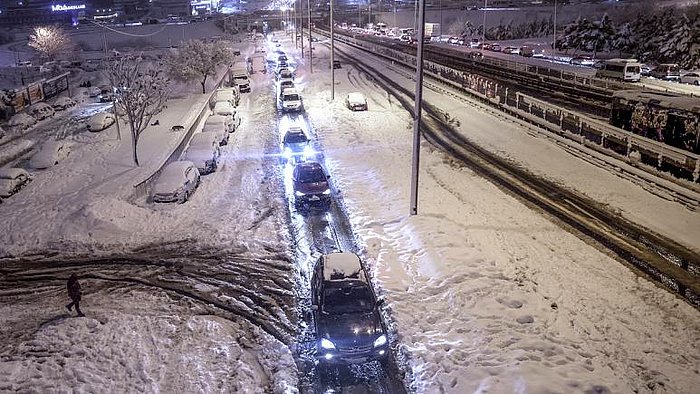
168 40 233 94
610 22 634 56
580 14 615 57
105 56 170 166
28 26 71 61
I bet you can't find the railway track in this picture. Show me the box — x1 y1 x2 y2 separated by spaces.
327 41 700 309
324 29 615 119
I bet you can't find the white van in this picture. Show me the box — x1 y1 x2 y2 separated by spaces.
280 88 303 113
596 59 642 82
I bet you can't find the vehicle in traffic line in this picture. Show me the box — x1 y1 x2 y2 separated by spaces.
280 88 304 113
0 168 32 198
680 72 700 85
469 38 480 48
346 92 368 111
182 133 220 175
649 63 681 81
467 51 484 60
501 46 520 55
281 127 312 163
152 161 200 203
292 161 330 209
87 112 116 132
29 140 70 169
490 43 501 52
312 252 389 365
595 58 642 82
570 55 596 66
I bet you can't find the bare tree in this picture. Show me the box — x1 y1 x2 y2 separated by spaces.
167 39 233 94
28 26 70 61
105 56 169 166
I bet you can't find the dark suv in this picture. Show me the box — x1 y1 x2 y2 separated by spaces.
311 252 388 364
292 162 330 208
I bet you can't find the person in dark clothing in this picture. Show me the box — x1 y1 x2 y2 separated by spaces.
66 273 85 317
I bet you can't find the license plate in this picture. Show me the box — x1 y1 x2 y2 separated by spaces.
310 195 320 201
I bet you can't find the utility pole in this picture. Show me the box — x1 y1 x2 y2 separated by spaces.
482 0 487 45
410 0 427 216
358 2 361 28
331 0 335 100
300 0 304 58
308 0 313 73
553 0 558 53
295 3 298 48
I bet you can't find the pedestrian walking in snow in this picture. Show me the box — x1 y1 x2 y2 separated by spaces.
65 273 85 317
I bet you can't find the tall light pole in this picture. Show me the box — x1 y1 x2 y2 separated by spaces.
482 0 487 45
330 0 335 100
358 1 361 28
410 0 427 216
553 0 558 53
308 0 313 73
300 0 304 58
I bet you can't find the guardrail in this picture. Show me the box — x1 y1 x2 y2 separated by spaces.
131 68 229 201
318 29 700 186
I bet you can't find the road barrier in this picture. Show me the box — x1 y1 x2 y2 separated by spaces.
317 29 700 187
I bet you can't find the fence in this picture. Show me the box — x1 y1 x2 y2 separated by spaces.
319 30 700 185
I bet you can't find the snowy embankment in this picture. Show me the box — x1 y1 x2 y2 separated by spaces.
300 38 700 392
1 38 300 392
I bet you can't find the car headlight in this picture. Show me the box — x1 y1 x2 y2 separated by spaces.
373 334 387 348
295 190 305 197
322 189 331 195
320 338 336 350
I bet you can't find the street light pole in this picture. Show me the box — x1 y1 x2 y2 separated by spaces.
482 0 487 45
331 0 335 100
300 0 305 58
308 0 313 73
553 0 558 53
410 0 427 216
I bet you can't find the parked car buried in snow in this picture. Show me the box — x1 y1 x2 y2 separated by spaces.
312 252 389 365
346 92 368 111
27 103 55 121
7 113 37 131
205 114 238 134
52 96 77 111
0 167 32 198
182 133 220 175
152 161 200 203
29 140 70 169
87 112 116 132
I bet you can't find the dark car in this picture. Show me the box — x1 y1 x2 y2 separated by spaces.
292 162 330 208
312 252 388 365
281 127 312 163
332 60 341 69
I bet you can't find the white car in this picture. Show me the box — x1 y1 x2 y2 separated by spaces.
52 96 77 111
346 92 368 111
680 72 700 86
27 103 55 120
152 161 200 203
0 168 32 198
182 133 220 174
29 140 70 169
210 88 239 108
87 112 116 132
280 88 303 113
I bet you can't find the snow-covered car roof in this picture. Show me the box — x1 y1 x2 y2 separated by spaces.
323 252 364 281
28 102 52 111
190 133 218 148
154 161 195 193
347 92 366 105
206 115 231 125
30 140 69 168
53 96 76 106
0 167 30 180
213 101 234 115
87 112 115 131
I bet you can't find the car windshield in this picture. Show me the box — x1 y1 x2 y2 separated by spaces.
284 94 300 101
298 167 326 183
284 132 308 143
323 283 375 314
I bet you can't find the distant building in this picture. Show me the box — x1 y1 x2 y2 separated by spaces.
150 0 190 18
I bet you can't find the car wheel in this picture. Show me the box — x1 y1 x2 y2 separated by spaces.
695 81 699 86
